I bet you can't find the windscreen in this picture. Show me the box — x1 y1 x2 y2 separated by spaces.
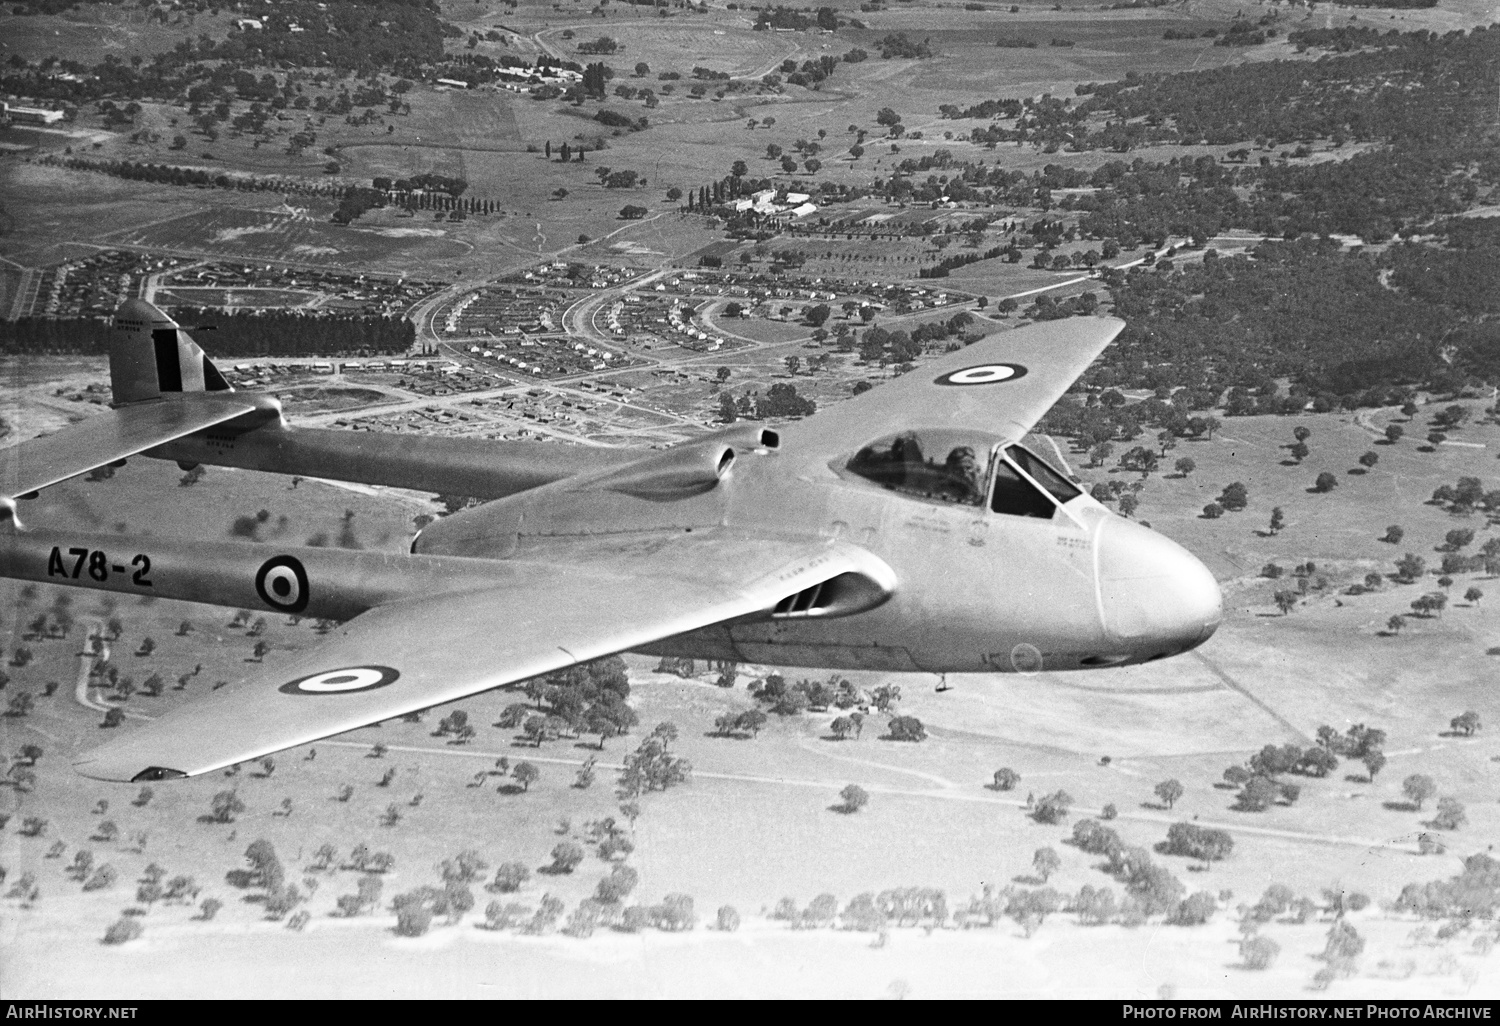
990 461 1057 519
1006 445 1082 504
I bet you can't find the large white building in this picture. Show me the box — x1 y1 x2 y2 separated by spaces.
2 101 64 126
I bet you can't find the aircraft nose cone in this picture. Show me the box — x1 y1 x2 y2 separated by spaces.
1095 516 1222 652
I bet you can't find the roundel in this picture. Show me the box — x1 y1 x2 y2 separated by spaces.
278 665 400 696
255 555 309 614
935 363 1029 387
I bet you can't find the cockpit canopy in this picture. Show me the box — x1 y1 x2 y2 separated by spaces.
843 429 1082 519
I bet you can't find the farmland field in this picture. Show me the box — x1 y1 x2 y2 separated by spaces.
542 23 799 79
108 208 475 271
4 0 1500 1000
154 288 318 309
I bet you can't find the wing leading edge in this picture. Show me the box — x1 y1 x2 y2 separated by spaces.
780 315 1124 462
72 538 894 781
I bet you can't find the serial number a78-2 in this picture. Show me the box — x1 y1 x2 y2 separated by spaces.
46 546 153 587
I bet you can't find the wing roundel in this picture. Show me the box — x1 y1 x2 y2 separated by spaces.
780 316 1124 462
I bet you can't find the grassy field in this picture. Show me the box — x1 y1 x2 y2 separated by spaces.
106 207 477 273
541 22 799 78
2 387 1499 996
0 5 239 66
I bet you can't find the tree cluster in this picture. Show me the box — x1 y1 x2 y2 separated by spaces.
508 656 637 749
617 730 691 797
1161 822 1234 867
1396 853 1500 919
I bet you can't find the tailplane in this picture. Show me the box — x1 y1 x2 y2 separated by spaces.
0 301 264 502
110 298 232 405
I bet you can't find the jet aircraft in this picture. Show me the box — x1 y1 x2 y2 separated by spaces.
0 299 1221 782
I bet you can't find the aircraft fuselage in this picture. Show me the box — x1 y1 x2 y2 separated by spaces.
414 431 1223 675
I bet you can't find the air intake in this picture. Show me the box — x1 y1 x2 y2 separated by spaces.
769 570 892 620
774 580 831 616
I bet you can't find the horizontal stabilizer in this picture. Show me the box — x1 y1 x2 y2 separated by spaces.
0 393 270 501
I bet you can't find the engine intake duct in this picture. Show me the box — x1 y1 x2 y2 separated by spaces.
770 570 890 620
585 441 737 499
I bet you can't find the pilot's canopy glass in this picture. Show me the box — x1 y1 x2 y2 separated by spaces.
844 429 999 507
845 433 1082 519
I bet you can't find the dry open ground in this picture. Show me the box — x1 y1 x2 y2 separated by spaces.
1 364 1498 997
3 0 1500 997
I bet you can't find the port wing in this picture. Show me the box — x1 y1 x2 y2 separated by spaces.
71 538 892 781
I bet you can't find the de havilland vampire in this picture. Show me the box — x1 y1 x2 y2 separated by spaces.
0 299 1221 783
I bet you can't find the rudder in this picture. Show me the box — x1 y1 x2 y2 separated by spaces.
110 298 231 405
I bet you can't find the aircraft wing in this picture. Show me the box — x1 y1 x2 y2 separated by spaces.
781 316 1124 459
0 393 263 501
73 537 891 781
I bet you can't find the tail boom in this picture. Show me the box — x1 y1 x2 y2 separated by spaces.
0 529 512 621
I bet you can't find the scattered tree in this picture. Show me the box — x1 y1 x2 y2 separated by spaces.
1032 790 1073 824
512 762 540 792
1431 796 1466 831
838 784 870 813
1402 774 1437 810
102 918 143 945
1033 847 1061 883
885 716 925 742
210 790 244 823
546 842 585 875
1154 779 1185 810
1450 711 1481 735
491 862 530 894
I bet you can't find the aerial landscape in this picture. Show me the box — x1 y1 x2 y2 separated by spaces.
1 0 1499 1001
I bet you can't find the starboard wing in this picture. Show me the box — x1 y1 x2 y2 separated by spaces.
780 316 1124 459
0 393 264 501
73 538 893 781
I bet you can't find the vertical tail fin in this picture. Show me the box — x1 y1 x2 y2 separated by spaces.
110 299 232 406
